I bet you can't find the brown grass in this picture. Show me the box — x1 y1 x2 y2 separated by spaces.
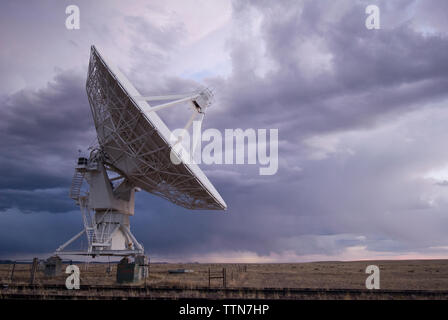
1 259 448 290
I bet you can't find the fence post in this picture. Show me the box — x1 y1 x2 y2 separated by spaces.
208 268 211 288
10 261 16 282
223 268 226 288
30 258 39 285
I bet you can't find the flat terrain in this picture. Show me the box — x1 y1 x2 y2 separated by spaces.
1 259 448 290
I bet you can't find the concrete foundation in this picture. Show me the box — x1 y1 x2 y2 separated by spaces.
44 255 62 277
116 255 148 283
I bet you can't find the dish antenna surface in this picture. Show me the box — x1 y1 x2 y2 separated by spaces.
56 46 226 257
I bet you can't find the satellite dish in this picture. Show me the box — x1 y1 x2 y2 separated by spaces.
55 46 226 257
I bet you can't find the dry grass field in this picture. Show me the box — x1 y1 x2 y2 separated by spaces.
1 259 448 291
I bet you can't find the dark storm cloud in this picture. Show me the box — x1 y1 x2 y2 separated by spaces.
0 209 83 256
151 0 448 258
0 69 94 212
0 188 74 214
1 0 448 260
209 0 448 138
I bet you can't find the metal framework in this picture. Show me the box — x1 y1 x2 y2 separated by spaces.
55 45 227 257
57 151 145 256
86 46 226 210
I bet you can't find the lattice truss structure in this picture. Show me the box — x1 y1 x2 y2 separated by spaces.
86 46 225 210
56 46 226 257
57 151 146 256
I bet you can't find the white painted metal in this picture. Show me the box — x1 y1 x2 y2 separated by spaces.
140 95 200 113
133 93 196 101
86 45 227 210
55 45 227 257
57 155 144 256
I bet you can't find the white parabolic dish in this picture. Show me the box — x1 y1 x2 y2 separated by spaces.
86 46 227 210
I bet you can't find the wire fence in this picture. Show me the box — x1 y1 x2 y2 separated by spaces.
0 258 118 286
0 259 249 288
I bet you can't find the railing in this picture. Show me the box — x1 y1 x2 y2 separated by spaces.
69 171 85 202
79 197 96 248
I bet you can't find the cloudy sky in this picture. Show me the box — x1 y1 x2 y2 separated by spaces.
1 0 448 262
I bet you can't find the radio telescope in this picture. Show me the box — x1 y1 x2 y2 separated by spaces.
55 46 227 258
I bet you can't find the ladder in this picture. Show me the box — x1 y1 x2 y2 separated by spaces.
69 171 85 203
79 197 96 247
